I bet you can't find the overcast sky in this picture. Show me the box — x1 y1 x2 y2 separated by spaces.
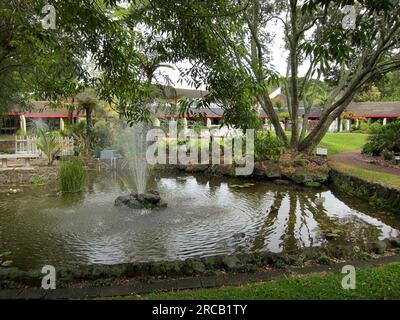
159 24 310 90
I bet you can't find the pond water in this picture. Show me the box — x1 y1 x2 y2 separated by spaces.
0 172 399 270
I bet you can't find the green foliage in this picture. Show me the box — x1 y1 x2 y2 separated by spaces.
64 122 89 156
369 122 382 134
354 86 382 102
253 131 286 161
58 158 87 193
363 121 400 156
382 148 395 161
376 71 400 101
64 120 113 157
0 1 122 109
0 251 13 268
16 129 26 137
91 122 114 155
31 177 45 186
121 263 400 300
304 181 322 188
359 123 372 133
317 255 331 266
35 129 62 166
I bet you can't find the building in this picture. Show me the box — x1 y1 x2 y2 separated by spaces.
2 89 399 136
1 101 81 135
347 101 400 125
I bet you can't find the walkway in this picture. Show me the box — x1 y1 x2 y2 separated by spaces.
331 151 400 176
0 255 399 300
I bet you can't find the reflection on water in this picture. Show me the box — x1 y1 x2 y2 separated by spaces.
0 172 399 270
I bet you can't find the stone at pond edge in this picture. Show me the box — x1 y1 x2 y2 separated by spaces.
388 237 400 248
222 256 242 271
368 241 387 254
274 179 291 185
254 161 282 179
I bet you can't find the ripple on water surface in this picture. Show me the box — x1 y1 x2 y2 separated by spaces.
0 173 399 269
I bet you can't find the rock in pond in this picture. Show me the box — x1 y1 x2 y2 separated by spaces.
115 191 167 210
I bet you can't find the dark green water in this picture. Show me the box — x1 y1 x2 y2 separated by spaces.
0 172 399 270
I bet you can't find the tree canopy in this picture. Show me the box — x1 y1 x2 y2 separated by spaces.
129 0 400 153
2 0 400 154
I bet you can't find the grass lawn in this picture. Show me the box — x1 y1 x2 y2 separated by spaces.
319 133 369 157
114 263 400 300
0 138 14 142
331 162 400 190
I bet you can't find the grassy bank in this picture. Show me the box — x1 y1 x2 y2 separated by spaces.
114 263 400 300
331 162 400 190
320 133 368 156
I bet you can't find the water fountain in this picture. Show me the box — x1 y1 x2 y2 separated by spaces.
115 123 168 210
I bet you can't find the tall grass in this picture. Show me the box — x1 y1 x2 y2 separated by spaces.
58 158 87 193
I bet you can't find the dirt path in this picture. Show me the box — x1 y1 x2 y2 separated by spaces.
331 151 400 176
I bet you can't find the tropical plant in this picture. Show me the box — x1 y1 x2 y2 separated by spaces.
363 121 400 156
253 131 286 161
35 129 62 166
58 158 87 193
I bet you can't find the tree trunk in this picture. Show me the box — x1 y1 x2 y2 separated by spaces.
299 95 355 153
259 94 289 146
289 0 300 153
85 106 92 154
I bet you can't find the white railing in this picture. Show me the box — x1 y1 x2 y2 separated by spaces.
58 137 74 157
15 136 74 157
16 136 40 155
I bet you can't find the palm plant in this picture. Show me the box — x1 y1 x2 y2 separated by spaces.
35 129 62 166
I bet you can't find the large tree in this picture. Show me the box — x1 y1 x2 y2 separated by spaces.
0 0 128 111
132 0 400 154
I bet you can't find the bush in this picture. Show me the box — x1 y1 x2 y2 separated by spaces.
362 120 400 156
91 122 114 153
58 158 87 193
359 122 371 133
382 148 395 161
369 122 382 134
253 131 286 161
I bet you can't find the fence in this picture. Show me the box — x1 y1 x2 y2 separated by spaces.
15 136 74 157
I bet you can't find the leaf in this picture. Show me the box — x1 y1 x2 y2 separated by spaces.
0 251 12 258
1 260 13 267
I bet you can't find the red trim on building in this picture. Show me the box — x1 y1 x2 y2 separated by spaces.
159 114 223 119
3 113 80 119
3 113 22 116
24 115 80 119
352 114 400 119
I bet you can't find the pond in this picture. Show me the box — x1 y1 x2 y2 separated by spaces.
0 172 399 270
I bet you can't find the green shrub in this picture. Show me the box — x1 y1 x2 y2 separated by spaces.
359 122 371 133
253 131 286 161
369 122 382 134
382 148 395 161
31 177 45 186
58 158 87 193
362 120 400 156
91 122 114 152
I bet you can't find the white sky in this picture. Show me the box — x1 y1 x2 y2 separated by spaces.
160 23 310 90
